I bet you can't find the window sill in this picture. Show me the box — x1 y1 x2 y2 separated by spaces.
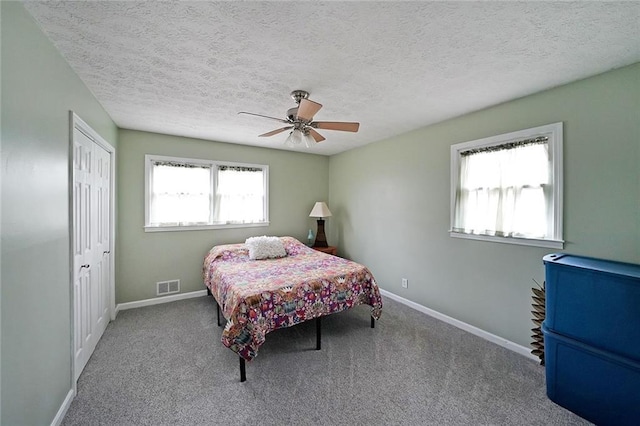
449 231 564 249
145 222 270 233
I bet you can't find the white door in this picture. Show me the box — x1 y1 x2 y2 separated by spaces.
72 120 113 381
94 142 111 342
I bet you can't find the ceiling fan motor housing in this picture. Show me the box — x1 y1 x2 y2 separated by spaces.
286 107 299 122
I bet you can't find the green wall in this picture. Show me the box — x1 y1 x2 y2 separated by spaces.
328 63 640 349
117 130 329 303
0 2 118 424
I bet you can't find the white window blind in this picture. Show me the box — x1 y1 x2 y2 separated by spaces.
213 166 265 224
144 155 269 232
453 139 549 238
450 123 563 248
150 162 211 226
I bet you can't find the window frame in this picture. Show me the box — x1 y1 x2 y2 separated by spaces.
144 154 269 232
449 122 564 249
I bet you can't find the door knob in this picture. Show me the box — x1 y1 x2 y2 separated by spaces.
80 264 90 269
103 251 110 254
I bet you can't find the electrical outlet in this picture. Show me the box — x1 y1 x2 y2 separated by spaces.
401 278 408 289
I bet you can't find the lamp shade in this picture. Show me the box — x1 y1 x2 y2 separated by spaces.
309 202 332 218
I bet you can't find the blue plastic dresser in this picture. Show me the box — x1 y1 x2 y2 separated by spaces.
542 253 640 425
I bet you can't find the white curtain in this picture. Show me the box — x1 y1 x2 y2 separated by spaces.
213 168 264 224
454 143 550 239
150 164 211 225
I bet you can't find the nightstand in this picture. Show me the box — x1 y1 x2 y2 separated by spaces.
312 246 337 256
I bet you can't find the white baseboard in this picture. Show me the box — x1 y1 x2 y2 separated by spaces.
115 289 208 317
379 289 538 362
51 389 74 426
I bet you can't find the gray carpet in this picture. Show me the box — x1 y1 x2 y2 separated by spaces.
63 296 590 425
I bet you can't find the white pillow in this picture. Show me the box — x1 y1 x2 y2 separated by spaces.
245 236 287 260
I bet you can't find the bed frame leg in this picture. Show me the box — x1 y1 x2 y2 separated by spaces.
216 302 221 327
316 316 322 350
371 316 375 328
239 357 246 382
206 287 211 296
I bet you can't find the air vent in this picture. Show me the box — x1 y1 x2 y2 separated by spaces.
156 279 180 296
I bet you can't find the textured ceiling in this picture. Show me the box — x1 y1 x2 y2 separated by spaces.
23 1 640 156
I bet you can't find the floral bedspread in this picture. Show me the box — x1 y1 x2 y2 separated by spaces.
203 236 383 360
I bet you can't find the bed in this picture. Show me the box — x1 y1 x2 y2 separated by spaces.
202 236 383 381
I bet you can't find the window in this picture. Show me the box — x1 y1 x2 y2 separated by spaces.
144 155 268 231
450 123 563 248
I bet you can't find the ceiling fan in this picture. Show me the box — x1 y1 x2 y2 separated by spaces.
238 90 360 148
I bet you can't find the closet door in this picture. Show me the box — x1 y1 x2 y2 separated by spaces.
93 143 111 348
72 125 112 381
72 127 93 380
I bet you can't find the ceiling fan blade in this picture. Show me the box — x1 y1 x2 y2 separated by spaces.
238 111 289 124
259 126 293 137
314 121 360 132
296 98 322 121
307 128 326 143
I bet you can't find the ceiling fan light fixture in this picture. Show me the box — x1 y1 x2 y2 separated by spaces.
284 131 295 147
285 129 303 147
303 131 315 148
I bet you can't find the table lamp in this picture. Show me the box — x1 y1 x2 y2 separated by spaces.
309 202 332 247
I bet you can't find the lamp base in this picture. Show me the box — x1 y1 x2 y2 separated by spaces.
312 219 328 248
